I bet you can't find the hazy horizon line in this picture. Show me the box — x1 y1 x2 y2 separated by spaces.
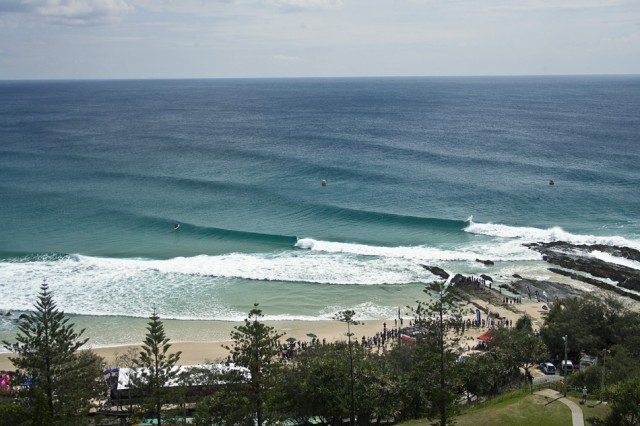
2 72 639 83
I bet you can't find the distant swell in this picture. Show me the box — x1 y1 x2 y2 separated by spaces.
302 205 467 230
185 224 297 245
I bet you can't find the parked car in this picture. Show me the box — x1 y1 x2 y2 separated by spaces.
560 360 574 375
540 362 556 374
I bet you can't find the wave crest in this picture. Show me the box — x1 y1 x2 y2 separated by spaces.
464 221 640 249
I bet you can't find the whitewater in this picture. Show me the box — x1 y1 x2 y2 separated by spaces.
1 76 639 347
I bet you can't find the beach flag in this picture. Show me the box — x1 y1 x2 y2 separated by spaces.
476 308 481 323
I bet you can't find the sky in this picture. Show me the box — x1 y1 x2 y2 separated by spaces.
0 0 639 80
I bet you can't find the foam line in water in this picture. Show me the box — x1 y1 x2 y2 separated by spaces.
294 238 539 261
60 252 433 285
0 241 529 320
464 221 640 250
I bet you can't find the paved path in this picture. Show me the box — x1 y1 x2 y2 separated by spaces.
535 388 584 426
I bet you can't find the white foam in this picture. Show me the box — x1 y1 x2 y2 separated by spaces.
149 252 425 284
294 237 539 261
319 302 399 322
1 224 637 321
590 251 640 270
464 221 640 250
0 251 433 320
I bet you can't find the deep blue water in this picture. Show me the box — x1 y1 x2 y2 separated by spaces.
1 76 639 335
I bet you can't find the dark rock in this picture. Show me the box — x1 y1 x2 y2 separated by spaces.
449 273 490 287
620 277 640 292
524 242 640 295
476 258 495 266
549 268 640 302
450 274 466 285
19 314 29 319
420 264 450 280
5 311 11 316
513 274 522 279
480 274 493 282
511 277 584 300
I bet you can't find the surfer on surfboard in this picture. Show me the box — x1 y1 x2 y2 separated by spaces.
173 223 180 230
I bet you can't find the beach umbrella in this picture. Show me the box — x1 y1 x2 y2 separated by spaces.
286 337 297 344
306 333 317 338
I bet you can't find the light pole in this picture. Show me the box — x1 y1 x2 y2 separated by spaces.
563 335 568 397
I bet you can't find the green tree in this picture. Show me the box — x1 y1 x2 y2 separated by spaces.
540 295 624 360
492 315 548 378
132 307 182 426
458 351 507 401
55 350 105 424
606 345 640 390
223 303 284 426
410 281 464 426
2 280 103 425
270 341 402 425
541 294 640 396
194 367 253 426
353 348 402 425
270 343 350 424
606 376 640 426
514 313 534 332
385 345 429 420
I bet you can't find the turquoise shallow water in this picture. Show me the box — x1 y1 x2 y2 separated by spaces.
1 76 639 346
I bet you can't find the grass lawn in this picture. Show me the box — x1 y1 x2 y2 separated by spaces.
400 390 572 426
566 395 611 426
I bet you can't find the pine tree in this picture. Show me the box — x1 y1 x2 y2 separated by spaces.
132 306 182 426
411 281 464 426
223 303 283 426
2 280 97 424
492 314 548 382
333 309 360 426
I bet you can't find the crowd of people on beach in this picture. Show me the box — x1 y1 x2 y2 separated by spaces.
276 324 406 359
224 274 562 365
271 309 529 360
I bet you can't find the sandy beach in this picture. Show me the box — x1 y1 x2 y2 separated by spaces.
0 286 554 372
0 319 395 371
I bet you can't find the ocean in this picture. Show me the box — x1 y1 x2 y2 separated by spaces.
1 76 639 348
